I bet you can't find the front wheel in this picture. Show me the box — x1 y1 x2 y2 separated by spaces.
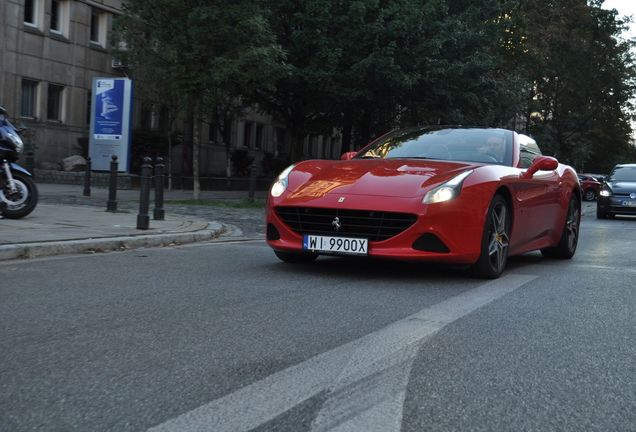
583 188 596 201
541 193 580 259
471 194 511 279
1 171 38 219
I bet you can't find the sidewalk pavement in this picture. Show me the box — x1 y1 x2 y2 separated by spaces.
0 183 267 261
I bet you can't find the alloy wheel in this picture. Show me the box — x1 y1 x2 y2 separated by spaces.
488 201 510 273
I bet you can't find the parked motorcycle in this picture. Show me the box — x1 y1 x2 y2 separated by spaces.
0 106 38 219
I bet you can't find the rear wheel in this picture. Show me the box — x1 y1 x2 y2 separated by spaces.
583 188 596 201
471 194 510 279
541 193 580 259
0 172 38 219
274 250 318 264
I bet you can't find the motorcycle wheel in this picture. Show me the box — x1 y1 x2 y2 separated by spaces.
1 171 38 219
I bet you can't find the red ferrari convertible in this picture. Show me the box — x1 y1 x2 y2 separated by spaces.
266 127 581 278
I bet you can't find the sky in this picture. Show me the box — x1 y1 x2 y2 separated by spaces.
601 0 636 39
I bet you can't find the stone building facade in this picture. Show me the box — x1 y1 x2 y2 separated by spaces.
1 0 125 168
0 0 341 177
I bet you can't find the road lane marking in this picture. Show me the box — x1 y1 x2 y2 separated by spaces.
148 273 536 432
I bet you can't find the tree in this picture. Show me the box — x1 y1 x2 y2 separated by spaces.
257 0 527 160
506 0 636 169
113 0 283 197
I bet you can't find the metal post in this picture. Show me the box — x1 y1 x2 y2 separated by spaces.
83 157 91 197
153 157 165 220
248 161 257 202
106 155 118 212
137 157 153 229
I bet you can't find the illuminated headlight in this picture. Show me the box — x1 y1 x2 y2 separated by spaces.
423 170 473 204
270 164 296 197
599 188 611 197
6 130 24 154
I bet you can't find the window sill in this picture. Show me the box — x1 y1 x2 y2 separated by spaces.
22 24 44 36
49 31 70 43
89 42 108 52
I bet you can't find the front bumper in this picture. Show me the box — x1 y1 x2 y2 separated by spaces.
597 195 636 215
266 194 486 265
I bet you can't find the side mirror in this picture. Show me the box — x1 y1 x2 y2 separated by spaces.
524 156 558 178
340 151 357 161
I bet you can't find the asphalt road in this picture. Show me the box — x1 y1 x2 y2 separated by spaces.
1 202 635 431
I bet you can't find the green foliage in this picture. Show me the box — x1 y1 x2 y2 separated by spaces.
507 0 636 168
114 0 636 171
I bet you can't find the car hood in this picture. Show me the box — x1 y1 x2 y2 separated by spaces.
607 181 636 193
285 159 479 200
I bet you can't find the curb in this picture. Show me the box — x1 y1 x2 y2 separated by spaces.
0 222 226 261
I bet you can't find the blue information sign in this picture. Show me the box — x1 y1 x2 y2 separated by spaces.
89 78 133 171
94 79 124 139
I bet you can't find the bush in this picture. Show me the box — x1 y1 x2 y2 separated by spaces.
231 149 254 177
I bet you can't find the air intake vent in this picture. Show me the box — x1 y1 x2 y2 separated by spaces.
275 207 417 241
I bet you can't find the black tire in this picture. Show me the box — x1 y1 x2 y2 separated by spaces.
596 207 606 219
471 194 511 279
0 172 38 219
583 188 596 201
541 193 580 259
274 250 318 264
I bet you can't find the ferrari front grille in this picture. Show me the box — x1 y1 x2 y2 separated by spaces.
275 207 417 241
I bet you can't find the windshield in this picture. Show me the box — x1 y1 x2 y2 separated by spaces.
357 128 514 166
609 166 636 182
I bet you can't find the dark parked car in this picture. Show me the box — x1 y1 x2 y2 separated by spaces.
597 164 636 219
578 174 601 201
582 173 606 183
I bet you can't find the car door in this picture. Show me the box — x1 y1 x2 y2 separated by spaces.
509 136 562 248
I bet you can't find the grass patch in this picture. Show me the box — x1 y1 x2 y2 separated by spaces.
165 199 265 209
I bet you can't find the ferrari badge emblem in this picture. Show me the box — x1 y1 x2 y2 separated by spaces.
332 217 342 231
338 197 346 203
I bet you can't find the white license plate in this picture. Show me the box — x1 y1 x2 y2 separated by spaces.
622 200 636 207
303 235 368 255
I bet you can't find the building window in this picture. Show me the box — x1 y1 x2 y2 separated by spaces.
50 0 69 35
243 122 253 148
47 84 64 121
51 0 60 30
21 79 39 118
255 124 263 149
221 118 233 144
24 0 43 27
90 9 107 46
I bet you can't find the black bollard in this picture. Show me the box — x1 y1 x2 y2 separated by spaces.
106 155 118 212
137 157 153 229
83 157 91 197
153 157 165 220
248 161 257 202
